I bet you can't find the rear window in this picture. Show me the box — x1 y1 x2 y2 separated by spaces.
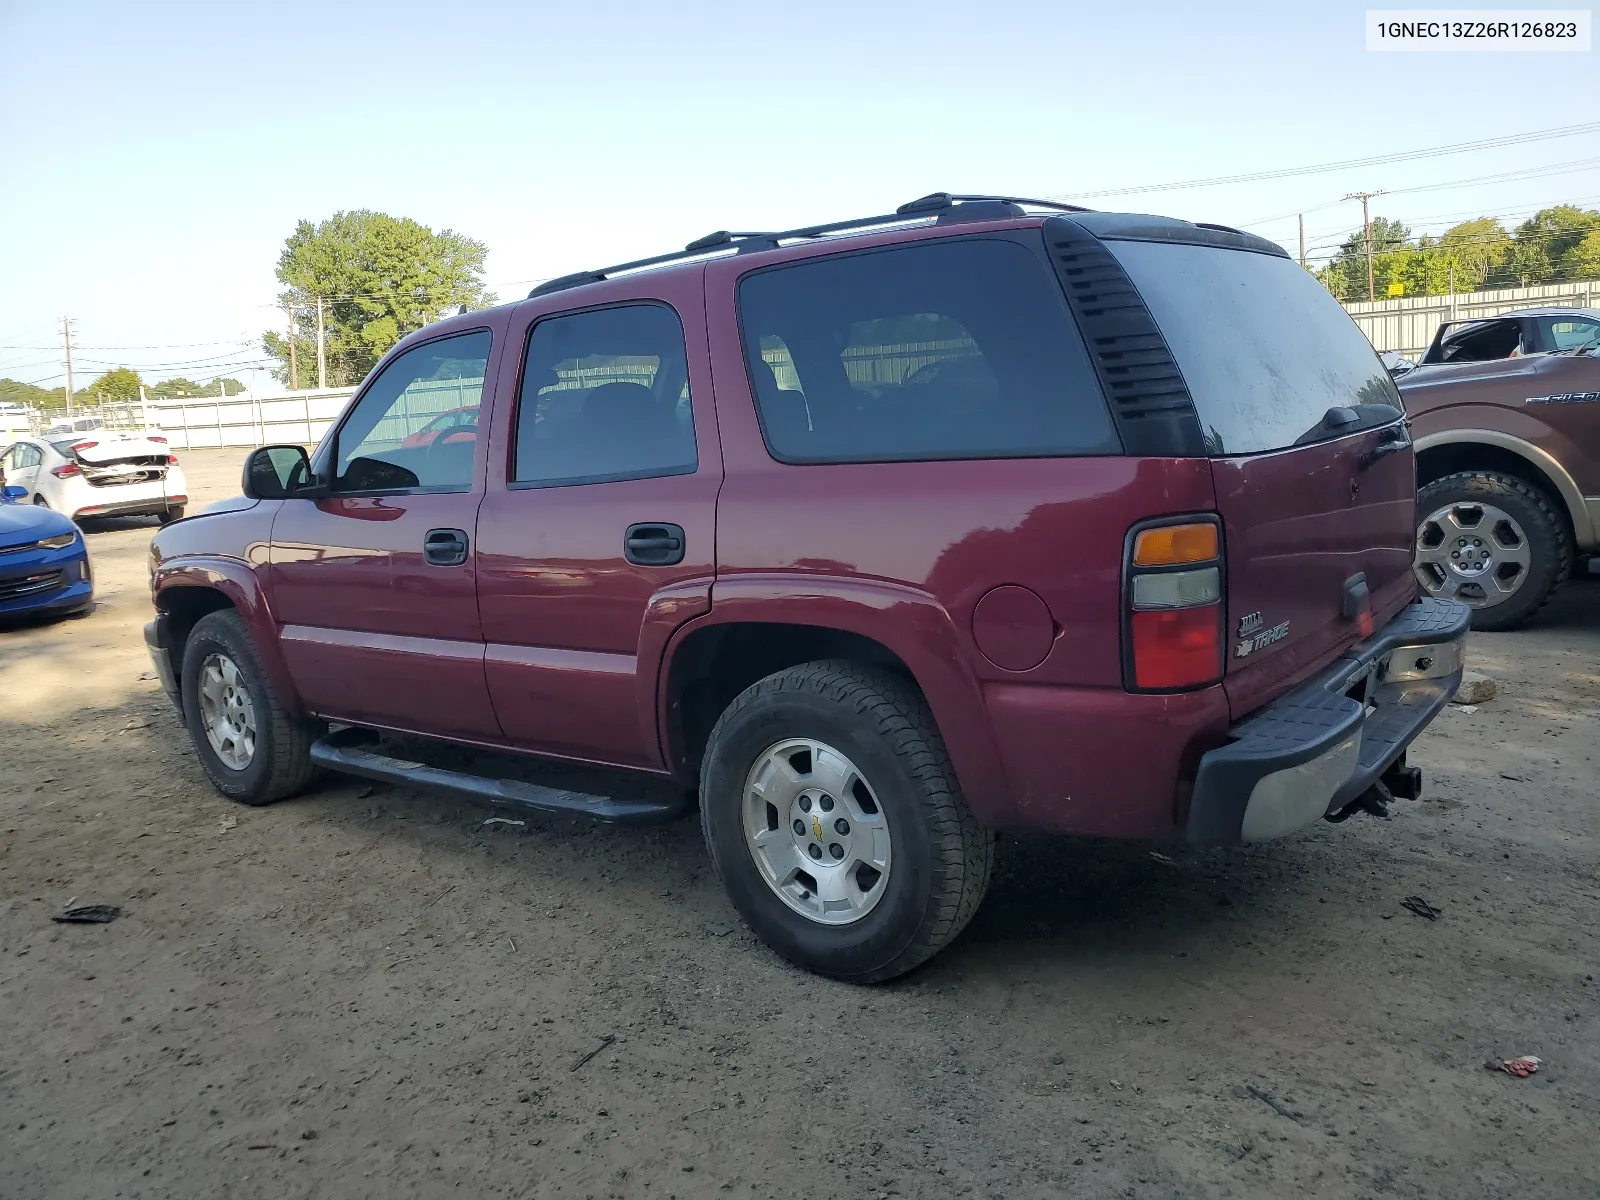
1106 240 1403 455
737 238 1119 464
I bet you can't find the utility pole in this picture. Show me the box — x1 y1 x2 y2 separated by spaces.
283 305 298 390
1342 190 1386 302
1298 213 1306 269
61 316 76 420
315 297 327 390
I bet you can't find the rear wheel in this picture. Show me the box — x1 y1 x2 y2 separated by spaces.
157 506 185 525
1414 470 1571 631
181 609 317 805
700 660 994 983
32 496 48 508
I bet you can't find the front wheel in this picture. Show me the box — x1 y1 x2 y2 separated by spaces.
181 609 317 805
1414 471 1572 631
700 660 994 983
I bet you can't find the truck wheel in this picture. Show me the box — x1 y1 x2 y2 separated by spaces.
157 507 185 525
181 609 317 805
700 659 994 983
1415 470 1572 631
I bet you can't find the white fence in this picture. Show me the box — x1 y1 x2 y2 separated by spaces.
1343 278 1600 358
145 388 357 450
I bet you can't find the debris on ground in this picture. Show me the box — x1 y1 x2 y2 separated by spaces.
1453 705 1479 714
703 922 734 937
1452 672 1497 706
1487 1055 1541 1077
356 784 376 799
1241 1084 1304 1124
1498 772 1527 782
482 817 526 828
52 904 122 924
1401 896 1441 921
1148 851 1177 866
572 1033 617 1072
219 816 237 831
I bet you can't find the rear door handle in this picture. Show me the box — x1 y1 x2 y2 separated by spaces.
424 527 469 566
624 523 685 566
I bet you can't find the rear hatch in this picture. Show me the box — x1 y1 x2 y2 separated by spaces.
57 434 171 488
1101 234 1415 719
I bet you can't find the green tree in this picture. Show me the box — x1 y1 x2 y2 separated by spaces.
0 379 65 411
1501 205 1600 284
1561 228 1600 279
1316 217 1410 301
85 366 144 401
149 377 202 399
260 210 494 387
1438 217 1511 291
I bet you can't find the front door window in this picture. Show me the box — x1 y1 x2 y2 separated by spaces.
333 331 491 493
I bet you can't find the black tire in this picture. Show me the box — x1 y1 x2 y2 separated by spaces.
157 507 185 525
1416 470 1572 632
700 659 994 983
181 609 317 805
33 496 48 508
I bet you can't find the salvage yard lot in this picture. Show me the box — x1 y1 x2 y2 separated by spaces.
2 449 1597 1200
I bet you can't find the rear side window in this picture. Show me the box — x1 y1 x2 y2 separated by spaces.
514 303 697 488
1106 240 1402 455
737 238 1118 464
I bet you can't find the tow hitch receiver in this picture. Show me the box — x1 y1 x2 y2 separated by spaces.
1327 757 1423 823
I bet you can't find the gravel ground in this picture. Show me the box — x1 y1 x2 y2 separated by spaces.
2 449 1597 1200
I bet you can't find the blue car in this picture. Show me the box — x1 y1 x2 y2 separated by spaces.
0 482 93 619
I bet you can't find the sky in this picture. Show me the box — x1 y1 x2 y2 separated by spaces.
1 0 1597 393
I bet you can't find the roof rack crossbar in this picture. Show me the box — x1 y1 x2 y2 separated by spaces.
896 191 1093 215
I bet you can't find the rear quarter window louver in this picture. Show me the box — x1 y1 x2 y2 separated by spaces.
1043 216 1206 457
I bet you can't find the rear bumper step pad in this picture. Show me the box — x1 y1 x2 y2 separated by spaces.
1187 596 1471 846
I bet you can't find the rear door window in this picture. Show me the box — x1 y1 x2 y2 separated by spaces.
513 303 697 488
1537 315 1600 352
1105 240 1403 455
736 238 1118 464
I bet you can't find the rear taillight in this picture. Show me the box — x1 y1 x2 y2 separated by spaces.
167 454 179 465
71 440 99 452
148 435 167 443
1125 517 1224 691
51 462 82 478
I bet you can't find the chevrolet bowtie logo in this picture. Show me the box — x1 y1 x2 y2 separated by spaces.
811 816 824 841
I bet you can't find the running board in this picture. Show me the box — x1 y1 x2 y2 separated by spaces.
308 729 688 824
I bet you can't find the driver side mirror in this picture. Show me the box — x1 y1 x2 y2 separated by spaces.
242 445 323 500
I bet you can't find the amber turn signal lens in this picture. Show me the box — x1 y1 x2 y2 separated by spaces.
1132 522 1218 567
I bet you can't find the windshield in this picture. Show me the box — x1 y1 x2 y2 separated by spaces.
1106 240 1403 455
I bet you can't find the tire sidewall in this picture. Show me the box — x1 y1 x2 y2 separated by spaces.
181 615 276 802
1416 473 1566 629
702 685 938 978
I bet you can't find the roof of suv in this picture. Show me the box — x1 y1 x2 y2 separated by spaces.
524 193 1289 302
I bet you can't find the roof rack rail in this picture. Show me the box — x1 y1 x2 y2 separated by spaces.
528 193 1094 298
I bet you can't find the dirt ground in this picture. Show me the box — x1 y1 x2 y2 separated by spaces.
1 448 1597 1200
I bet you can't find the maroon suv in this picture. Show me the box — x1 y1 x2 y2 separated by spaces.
145 194 1469 982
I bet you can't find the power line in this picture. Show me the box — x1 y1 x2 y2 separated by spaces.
1053 120 1600 199
1239 158 1600 230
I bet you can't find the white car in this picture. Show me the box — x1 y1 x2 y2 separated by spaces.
43 416 109 438
0 433 188 523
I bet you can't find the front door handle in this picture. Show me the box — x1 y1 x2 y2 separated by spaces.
624 523 685 566
424 527 469 566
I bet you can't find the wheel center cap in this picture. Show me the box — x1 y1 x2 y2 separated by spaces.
790 792 850 863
